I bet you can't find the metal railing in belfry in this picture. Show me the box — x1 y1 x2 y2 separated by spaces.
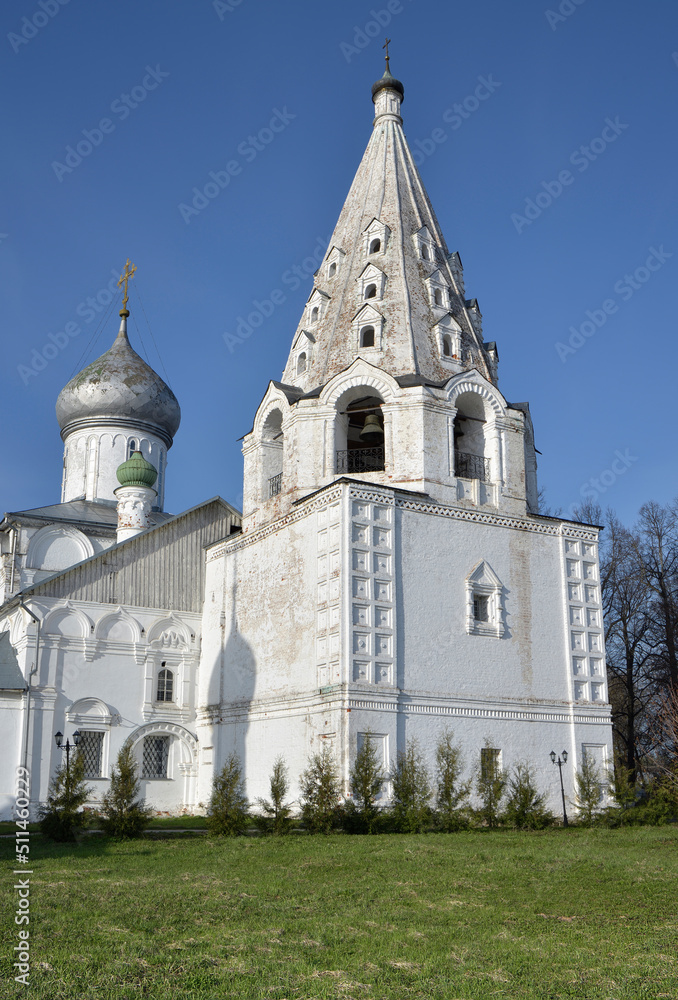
335 447 385 474
268 472 282 497
454 451 490 482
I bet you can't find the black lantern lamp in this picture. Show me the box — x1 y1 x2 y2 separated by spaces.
54 729 81 775
550 750 569 827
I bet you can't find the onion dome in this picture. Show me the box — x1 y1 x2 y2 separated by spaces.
56 313 181 447
116 450 158 489
371 50 404 103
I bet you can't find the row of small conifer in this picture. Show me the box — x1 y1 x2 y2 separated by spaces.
37 730 676 841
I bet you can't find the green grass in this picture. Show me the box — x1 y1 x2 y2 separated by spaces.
1 827 677 999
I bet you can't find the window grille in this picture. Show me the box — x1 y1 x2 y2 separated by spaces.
156 668 174 702
79 730 103 778
480 747 501 782
269 472 282 497
142 735 170 779
473 595 489 623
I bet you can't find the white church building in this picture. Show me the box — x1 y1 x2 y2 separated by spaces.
0 60 613 820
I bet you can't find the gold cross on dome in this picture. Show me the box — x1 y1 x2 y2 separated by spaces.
117 258 137 310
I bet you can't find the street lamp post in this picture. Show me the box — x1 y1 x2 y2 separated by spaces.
550 750 569 827
54 730 81 777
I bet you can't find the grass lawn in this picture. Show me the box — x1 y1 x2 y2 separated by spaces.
1 827 677 999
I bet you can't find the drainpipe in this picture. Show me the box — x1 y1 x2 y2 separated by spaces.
18 599 41 774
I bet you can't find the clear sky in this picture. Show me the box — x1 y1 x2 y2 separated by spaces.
1 0 676 526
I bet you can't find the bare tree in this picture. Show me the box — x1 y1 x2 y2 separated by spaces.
601 512 655 781
635 501 678 690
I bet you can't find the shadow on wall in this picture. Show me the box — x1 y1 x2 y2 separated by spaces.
209 574 256 798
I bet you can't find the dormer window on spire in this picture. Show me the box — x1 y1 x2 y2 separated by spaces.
414 226 437 264
363 219 390 258
306 288 330 327
359 264 386 303
325 246 345 281
353 303 384 353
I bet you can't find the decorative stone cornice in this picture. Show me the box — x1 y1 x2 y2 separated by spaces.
207 480 598 562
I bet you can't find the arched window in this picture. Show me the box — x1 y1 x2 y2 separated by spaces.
262 409 284 499
328 262 337 277
127 439 138 458
365 283 377 299
297 352 307 375
336 394 385 474
360 326 375 348
156 665 174 702
422 245 429 260
453 393 489 482
442 335 452 357
311 306 319 323
434 288 443 306
369 238 381 254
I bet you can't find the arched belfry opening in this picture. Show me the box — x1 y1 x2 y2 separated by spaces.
453 392 490 482
261 408 284 498
335 392 385 475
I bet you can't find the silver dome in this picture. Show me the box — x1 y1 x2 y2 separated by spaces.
56 318 181 445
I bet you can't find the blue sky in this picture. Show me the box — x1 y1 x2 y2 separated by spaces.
1 0 677 526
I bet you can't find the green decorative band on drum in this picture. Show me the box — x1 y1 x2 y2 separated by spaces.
116 451 158 488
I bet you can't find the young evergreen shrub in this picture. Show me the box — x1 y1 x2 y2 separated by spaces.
300 743 341 834
348 731 384 834
574 751 602 827
635 778 678 826
434 729 471 831
602 756 638 826
39 751 92 842
100 739 151 838
255 756 293 835
390 739 432 833
503 761 553 830
206 753 249 836
475 744 507 828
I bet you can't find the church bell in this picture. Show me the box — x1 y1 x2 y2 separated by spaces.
359 413 384 445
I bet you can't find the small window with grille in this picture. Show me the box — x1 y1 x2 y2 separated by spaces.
142 735 170 779
156 666 174 703
480 747 501 782
473 595 489 623
79 730 104 778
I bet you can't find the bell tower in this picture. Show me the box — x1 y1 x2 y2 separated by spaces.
241 57 537 530
200 53 613 819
